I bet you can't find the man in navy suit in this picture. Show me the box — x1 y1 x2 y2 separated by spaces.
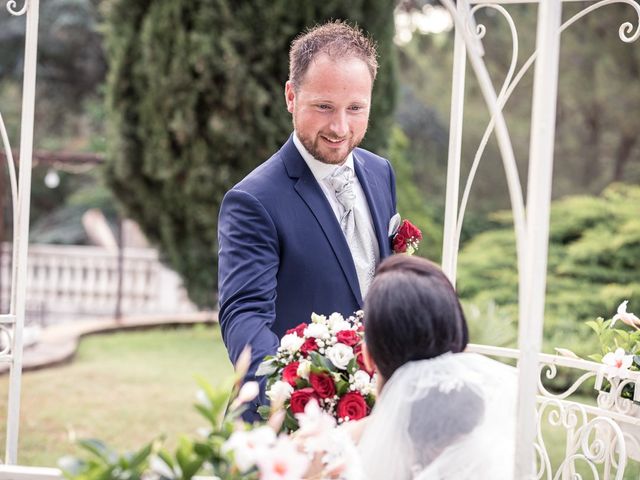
217 21 397 419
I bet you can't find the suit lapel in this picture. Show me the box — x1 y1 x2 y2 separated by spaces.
353 152 390 258
280 138 363 305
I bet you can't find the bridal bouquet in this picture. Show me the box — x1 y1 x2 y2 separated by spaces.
257 310 376 431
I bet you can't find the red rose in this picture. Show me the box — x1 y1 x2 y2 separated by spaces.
300 337 318 356
286 323 307 337
393 233 407 253
289 387 318 414
282 361 300 386
336 392 369 421
309 372 336 399
336 330 360 347
397 219 422 241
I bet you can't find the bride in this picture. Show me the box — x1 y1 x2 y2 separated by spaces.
348 255 517 479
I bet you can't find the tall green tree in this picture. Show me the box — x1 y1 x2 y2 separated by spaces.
103 0 397 308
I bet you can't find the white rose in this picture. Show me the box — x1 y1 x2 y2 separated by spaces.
325 343 355 370
352 370 372 394
311 312 328 324
280 333 305 354
305 322 330 340
330 319 352 333
267 380 294 406
297 359 312 380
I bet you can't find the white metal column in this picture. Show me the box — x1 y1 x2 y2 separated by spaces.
515 0 562 475
4 0 41 464
441 1 468 285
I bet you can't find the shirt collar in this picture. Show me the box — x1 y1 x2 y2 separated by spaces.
293 131 354 183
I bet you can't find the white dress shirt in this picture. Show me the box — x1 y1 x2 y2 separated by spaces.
293 132 380 267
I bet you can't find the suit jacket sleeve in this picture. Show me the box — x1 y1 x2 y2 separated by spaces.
217 188 280 410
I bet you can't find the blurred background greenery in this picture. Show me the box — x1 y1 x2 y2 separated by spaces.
0 0 639 369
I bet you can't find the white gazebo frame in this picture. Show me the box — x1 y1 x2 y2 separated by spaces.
439 0 640 476
1 0 40 466
1 0 639 477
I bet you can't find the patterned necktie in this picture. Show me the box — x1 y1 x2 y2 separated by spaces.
326 165 377 298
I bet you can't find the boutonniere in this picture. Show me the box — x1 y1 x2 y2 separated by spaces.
388 214 423 255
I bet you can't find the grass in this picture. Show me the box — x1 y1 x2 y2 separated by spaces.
2 324 640 477
0 324 233 467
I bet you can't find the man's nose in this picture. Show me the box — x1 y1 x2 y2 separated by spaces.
329 110 348 137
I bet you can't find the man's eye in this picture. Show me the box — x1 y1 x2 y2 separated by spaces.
318 104 331 110
350 105 365 111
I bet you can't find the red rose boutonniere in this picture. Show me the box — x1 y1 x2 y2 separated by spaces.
391 218 423 255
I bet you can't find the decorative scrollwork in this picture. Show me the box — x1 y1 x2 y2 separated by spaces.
597 378 638 415
537 399 627 479
559 0 640 43
538 362 597 400
453 0 640 257
456 3 524 261
6 0 28 16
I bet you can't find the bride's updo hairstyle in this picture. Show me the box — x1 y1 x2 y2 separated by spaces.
364 255 468 381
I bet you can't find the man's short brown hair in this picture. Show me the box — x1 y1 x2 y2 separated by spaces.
288 20 378 90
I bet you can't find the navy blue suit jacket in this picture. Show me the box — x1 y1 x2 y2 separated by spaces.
217 135 397 418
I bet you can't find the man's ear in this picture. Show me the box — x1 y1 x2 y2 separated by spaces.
362 342 376 374
284 81 295 114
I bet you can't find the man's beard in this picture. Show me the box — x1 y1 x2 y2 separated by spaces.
297 130 365 165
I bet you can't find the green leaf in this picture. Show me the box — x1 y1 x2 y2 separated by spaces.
336 380 350 396
76 439 117 464
256 358 278 377
257 405 271 420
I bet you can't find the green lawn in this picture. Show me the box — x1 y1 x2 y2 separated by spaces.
0 325 233 467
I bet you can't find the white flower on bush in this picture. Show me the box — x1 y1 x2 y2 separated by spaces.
352 370 372 395
305 322 330 340
280 333 305 354
602 347 634 378
223 426 277 472
297 359 312 380
267 380 294 406
256 435 309 480
325 343 355 370
195 389 212 409
230 381 260 410
611 300 640 329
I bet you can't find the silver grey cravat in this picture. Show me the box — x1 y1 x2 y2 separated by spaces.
326 165 377 298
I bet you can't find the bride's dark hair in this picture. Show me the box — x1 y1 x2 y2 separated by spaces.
364 255 469 380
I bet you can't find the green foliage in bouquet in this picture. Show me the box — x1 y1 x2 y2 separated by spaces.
102 0 397 308
457 183 640 357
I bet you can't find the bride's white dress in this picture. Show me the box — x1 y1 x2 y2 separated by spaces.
355 352 518 479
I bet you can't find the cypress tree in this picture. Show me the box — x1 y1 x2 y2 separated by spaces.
103 0 397 308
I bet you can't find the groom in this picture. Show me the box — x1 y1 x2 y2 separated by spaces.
217 21 397 419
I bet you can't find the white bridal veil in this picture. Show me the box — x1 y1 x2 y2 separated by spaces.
358 352 517 479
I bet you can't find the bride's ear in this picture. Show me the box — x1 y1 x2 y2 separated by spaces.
362 342 376 373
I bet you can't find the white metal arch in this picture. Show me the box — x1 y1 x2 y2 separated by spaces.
440 0 639 476
0 0 638 477
1 0 40 465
